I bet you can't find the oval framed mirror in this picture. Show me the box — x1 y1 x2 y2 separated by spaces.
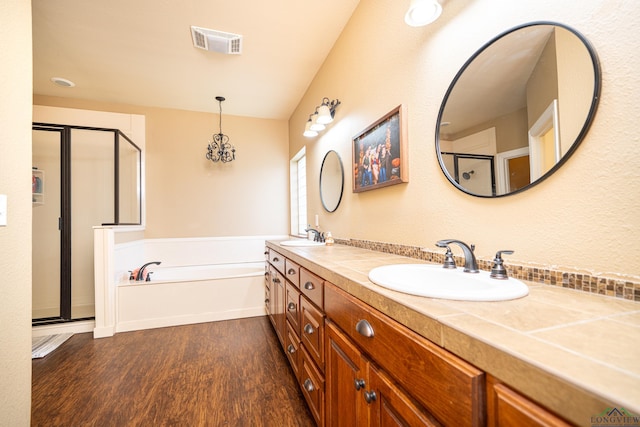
436 21 601 197
319 150 344 212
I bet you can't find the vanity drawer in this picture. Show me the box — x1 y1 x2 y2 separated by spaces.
300 268 324 308
325 283 485 427
284 320 301 380
268 249 286 275
301 295 325 372
285 259 300 288
299 346 325 427
285 281 301 335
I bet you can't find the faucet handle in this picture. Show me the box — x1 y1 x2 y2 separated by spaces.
441 246 457 269
490 250 514 280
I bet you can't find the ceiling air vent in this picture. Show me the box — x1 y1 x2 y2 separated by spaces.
190 26 243 55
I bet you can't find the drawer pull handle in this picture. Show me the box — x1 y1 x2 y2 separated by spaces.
288 268 296 275
304 281 315 290
364 390 377 404
304 378 315 392
354 379 366 391
272 257 280 262
287 302 296 311
264 272 269 278
287 344 296 354
356 319 375 338
273 277 280 284
264 299 269 304
304 323 315 335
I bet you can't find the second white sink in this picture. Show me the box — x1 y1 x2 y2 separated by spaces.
280 239 326 247
368 264 528 301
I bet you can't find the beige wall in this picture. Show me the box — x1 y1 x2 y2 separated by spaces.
0 0 33 424
34 96 291 239
291 0 640 279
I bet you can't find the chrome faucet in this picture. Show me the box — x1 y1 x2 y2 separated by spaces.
136 261 161 281
436 240 479 273
305 226 325 242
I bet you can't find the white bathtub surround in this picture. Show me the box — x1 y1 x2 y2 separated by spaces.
93 228 287 338
116 263 265 333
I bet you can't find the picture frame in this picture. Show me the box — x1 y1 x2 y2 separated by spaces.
352 105 408 193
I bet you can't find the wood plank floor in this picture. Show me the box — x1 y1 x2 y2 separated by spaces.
32 316 315 426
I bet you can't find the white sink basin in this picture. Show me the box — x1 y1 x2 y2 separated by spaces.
279 240 326 247
368 264 528 301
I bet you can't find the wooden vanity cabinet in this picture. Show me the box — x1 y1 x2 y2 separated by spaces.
266 247 326 426
325 282 485 427
486 376 572 427
326 320 441 427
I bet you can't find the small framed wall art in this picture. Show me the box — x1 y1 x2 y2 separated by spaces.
352 105 408 193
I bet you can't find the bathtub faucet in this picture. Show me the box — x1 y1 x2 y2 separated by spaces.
136 261 161 281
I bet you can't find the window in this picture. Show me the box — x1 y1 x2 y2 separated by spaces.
290 147 307 236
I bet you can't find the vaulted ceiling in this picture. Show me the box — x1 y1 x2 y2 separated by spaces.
32 0 360 119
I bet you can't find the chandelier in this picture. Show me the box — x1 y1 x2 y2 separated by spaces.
206 96 236 163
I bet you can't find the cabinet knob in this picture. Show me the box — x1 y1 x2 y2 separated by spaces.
288 268 296 275
287 344 296 354
304 281 315 290
364 390 377 404
356 319 375 338
264 272 269 278
354 379 366 391
287 302 296 311
264 299 269 304
304 323 315 335
273 277 280 284
303 378 315 392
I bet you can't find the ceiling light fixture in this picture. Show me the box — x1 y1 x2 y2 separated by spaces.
404 0 442 27
206 96 236 163
51 77 76 87
303 97 340 138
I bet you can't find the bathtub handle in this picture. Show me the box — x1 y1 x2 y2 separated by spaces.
304 323 315 335
304 281 315 291
287 302 296 312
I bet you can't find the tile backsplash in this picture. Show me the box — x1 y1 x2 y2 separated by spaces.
334 238 640 302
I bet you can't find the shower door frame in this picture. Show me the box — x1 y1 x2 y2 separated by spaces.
32 123 142 326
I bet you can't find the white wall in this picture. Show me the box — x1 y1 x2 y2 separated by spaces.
291 0 640 280
0 0 33 424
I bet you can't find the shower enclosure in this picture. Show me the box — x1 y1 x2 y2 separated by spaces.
32 123 141 325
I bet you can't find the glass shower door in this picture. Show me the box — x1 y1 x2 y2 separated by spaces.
32 128 62 320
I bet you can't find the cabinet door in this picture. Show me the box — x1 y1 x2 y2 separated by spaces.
326 321 368 427
270 268 286 346
368 364 442 427
487 376 571 427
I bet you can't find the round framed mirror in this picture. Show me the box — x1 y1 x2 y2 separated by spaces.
319 150 344 212
436 22 601 197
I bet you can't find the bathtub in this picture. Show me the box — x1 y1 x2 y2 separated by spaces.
115 262 266 333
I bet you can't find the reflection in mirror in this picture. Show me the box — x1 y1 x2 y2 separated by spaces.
436 22 601 197
320 150 344 212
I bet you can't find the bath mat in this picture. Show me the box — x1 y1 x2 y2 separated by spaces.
32 333 73 359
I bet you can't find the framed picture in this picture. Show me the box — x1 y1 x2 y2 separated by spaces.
352 105 408 193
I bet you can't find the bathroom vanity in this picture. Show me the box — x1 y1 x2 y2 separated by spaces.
265 241 639 426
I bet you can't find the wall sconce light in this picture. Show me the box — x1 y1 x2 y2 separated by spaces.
303 97 340 137
206 96 236 163
405 0 442 27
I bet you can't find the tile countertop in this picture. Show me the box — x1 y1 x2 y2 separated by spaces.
266 241 640 427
